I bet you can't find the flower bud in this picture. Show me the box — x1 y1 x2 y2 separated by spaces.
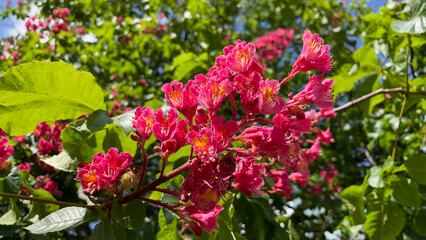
120 170 136 190
131 134 140 142
154 146 162 152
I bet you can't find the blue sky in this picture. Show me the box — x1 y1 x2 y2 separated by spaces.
0 0 388 39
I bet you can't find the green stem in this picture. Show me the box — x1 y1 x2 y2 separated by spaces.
0 192 95 210
391 35 411 161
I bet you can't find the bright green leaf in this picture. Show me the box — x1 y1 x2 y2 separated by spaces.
368 166 385 188
168 145 191 162
340 185 366 224
0 62 105 136
364 189 405 240
156 208 178 240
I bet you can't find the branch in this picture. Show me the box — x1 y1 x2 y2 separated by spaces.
0 192 94 210
333 88 426 113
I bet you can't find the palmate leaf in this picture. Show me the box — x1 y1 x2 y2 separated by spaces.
24 207 97 234
0 61 105 136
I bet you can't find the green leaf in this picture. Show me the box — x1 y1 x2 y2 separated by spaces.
20 171 60 221
61 111 111 162
332 47 381 95
24 207 97 234
364 189 406 240
391 17 426 34
112 200 147 229
0 62 105 136
168 145 191 162
111 109 136 136
144 99 164 109
368 166 385 188
0 199 20 225
91 221 117 240
405 155 426 184
340 185 366 224
174 61 201 81
2 168 21 194
390 175 420 208
412 207 426 236
156 208 178 240
172 52 196 67
40 151 78 172
62 111 136 162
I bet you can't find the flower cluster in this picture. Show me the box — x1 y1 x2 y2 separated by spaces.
78 30 335 236
33 121 67 156
127 30 335 235
254 28 294 64
78 148 134 194
310 163 342 195
0 128 14 170
25 8 70 36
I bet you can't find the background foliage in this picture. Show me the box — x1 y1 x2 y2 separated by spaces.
0 0 425 239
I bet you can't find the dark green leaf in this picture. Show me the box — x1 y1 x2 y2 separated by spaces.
405 156 426 184
91 221 117 240
390 175 420 208
364 189 406 240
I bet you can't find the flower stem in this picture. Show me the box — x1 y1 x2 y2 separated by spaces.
0 192 95 210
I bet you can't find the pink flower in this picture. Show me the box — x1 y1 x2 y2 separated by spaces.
291 30 333 76
269 170 292 199
59 8 70 17
198 79 232 114
77 163 100 194
133 107 155 140
19 163 30 172
78 148 133 194
289 171 309 188
0 128 7 137
0 55 6 60
291 74 335 108
43 181 63 197
153 108 179 142
183 205 224 236
315 108 336 120
0 138 13 170
187 129 215 161
211 117 237 152
304 141 320 162
234 72 261 115
258 79 285 114
38 139 55 155
190 184 221 212
33 122 51 138
93 148 133 191
225 40 256 73
162 80 199 120
316 128 332 145
233 156 265 196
